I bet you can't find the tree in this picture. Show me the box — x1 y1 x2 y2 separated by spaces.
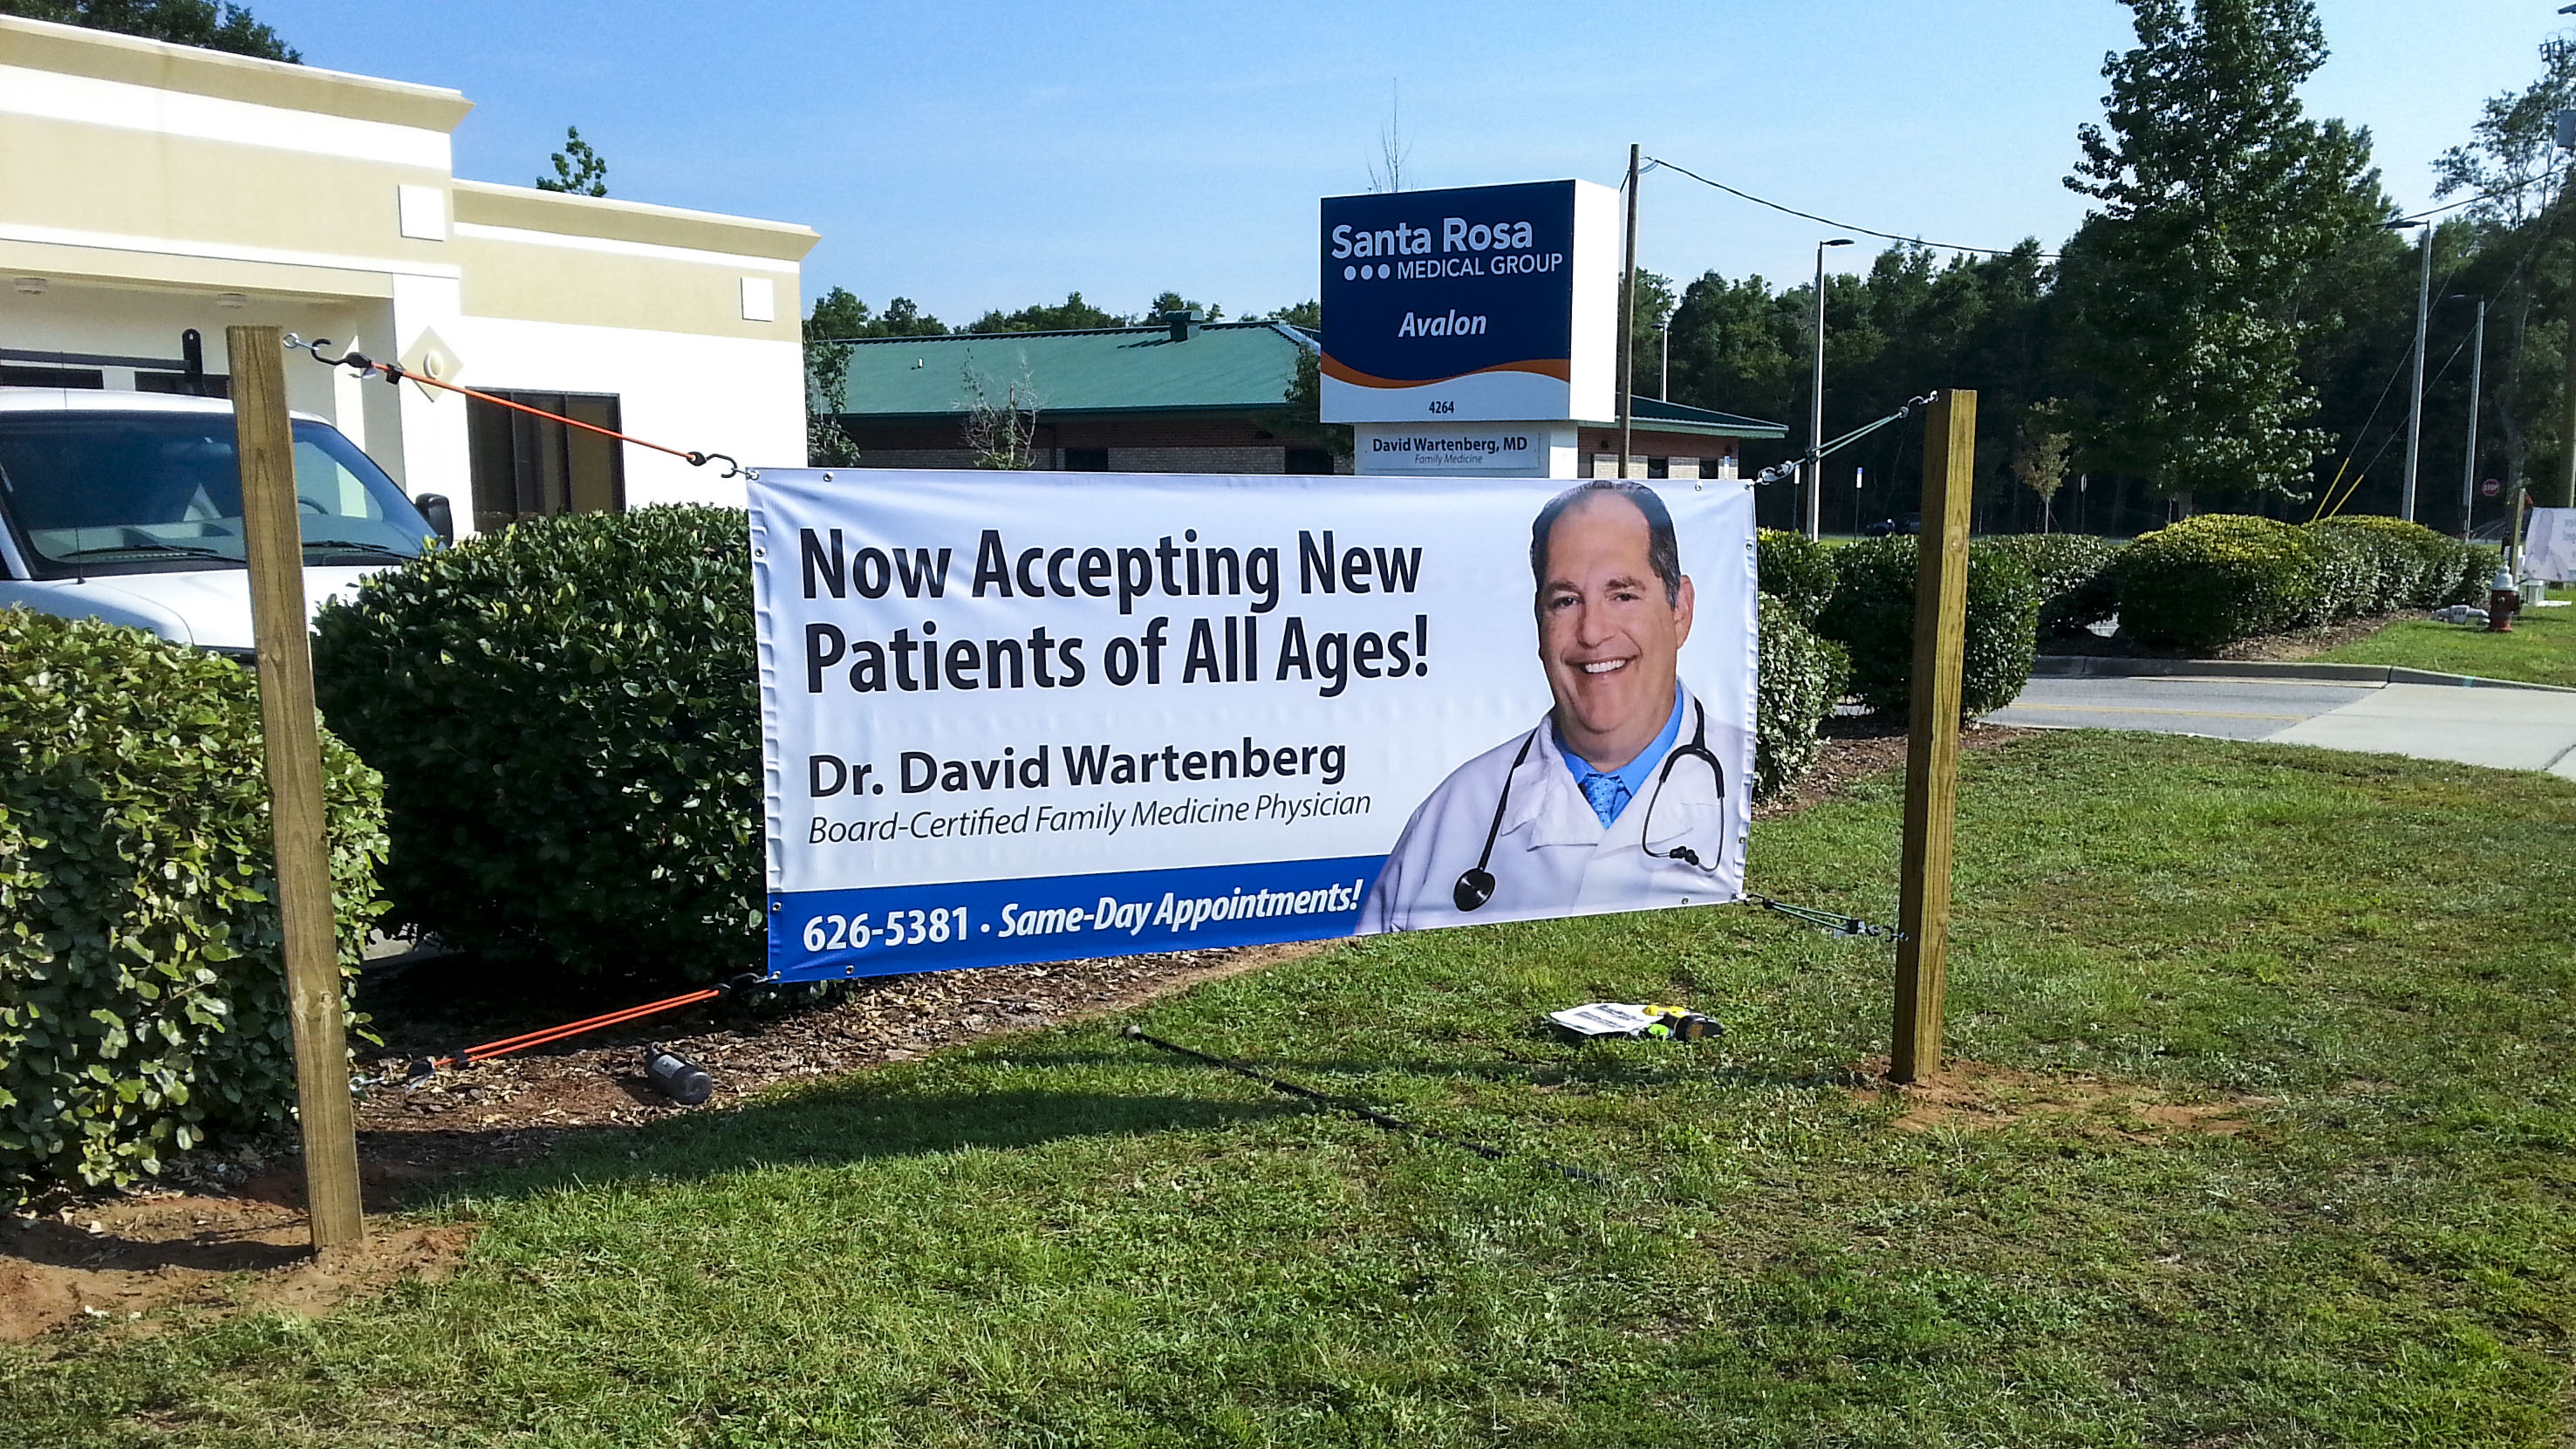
2432 38 2576 509
2012 401 2074 530
808 289 946 340
1264 300 1322 329
2058 0 2389 502
802 289 864 468
1367 81 1411 194
0 0 296 59
965 292 1124 333
1146 290 1224 322
536 126 608 197
1623 270 1677 400
960 362 1041 469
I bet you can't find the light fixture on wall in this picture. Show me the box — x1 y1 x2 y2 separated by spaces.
11 277 45 295
215 292 249 308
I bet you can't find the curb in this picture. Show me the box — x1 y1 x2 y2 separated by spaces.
2030 655 2576 694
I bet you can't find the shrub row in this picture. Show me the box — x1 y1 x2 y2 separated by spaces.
1 609 383 1202
2115 514 2497 651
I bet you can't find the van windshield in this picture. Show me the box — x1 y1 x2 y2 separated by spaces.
0 412 434 577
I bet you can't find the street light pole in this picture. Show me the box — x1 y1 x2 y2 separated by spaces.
1618 143 1639 481
2458 294 2486 541
1807 237 1854 540
2398 220 2432 523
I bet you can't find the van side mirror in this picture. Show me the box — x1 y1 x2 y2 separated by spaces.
415 493 454 543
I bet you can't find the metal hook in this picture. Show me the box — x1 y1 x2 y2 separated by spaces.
295 336 379 374
687 451 741 479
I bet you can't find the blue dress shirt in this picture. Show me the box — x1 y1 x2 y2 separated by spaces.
1557 683 1685 827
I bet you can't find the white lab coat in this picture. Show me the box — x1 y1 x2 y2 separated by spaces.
1359 690 1744 933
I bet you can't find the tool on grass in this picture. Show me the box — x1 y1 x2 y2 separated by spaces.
1542 1002 1722 1042
1122 1025 1608 1187
642 1043 714 1105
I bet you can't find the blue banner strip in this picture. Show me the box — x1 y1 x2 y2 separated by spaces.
767 855 1386 981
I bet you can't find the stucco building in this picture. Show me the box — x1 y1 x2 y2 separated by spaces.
0 14 817 533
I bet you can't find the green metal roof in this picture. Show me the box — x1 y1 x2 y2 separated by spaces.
824 321 1315 420
1590 398 1787 440
818 319 1786 438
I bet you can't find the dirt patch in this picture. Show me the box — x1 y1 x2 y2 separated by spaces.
0 1193 470 1343
1753 716 2032 821
1854 1057 2267 1138
1 940 1322 1340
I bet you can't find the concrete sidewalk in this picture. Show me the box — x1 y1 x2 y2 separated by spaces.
1992 673 2576 778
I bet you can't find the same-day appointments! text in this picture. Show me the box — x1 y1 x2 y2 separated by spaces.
795 527 1431 700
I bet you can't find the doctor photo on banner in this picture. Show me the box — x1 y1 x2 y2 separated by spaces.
1363 480 1750 933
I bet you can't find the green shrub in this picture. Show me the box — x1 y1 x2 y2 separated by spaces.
0 609 383 1200
1814 536 2042 721
2455 543 2505 605
2308 516 2465 612
2299 523 2380 625
1755 596 1848 798
312 507 761 981
2114 515 2322 650
1977 533 2122 633
1755 530 1839 627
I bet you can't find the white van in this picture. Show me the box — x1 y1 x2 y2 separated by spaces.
0 390 451 659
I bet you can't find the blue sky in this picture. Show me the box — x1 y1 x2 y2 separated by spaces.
256 0 2552 323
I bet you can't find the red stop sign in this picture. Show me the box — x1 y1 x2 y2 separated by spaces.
2482 478 2503 498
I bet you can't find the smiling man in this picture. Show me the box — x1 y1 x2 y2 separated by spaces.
1359 481 1741 933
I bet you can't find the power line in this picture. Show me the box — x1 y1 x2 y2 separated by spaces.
1641 156 2057 259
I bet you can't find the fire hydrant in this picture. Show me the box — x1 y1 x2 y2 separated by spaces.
2488 565 2522 633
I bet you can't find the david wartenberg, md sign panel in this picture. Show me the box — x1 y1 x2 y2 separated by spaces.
750 468 1753 981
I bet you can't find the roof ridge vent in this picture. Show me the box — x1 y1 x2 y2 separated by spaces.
1160 308 1203 343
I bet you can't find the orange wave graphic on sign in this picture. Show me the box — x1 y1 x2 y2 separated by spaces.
1321 355 1572 388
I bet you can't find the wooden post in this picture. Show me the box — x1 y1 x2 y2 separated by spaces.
229 325 366 1250
1891 388 1976 1084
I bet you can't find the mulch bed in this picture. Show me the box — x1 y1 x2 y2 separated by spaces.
2037 612 2403 663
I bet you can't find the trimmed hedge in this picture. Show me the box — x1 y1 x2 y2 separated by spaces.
2117 514 2496 650
2311 516 2461 612
1977 533 2122 634
1814 536 2043 721
1755 596 1848 797
1 609 383 1200
1755 530 1839 628
312 506 761 981
2114 515 2321 650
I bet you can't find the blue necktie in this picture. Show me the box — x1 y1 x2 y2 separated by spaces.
1578 772 1630 826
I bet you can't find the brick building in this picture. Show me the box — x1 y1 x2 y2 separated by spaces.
823 312 1784 475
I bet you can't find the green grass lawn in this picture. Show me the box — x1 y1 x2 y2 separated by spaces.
2316 605 2576 688
7 732 2575 1446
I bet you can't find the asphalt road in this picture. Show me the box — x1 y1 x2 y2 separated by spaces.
1991 674 2576 779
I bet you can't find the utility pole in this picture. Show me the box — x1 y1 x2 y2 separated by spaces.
2400 221 2432 523
1807 237 1853 539
1658 321 1671 402
2461 295 2486 540
1617 143 1639 481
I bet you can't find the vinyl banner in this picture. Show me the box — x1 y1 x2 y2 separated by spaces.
750 469 1754 981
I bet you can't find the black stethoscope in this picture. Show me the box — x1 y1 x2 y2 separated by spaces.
1452 700 1727 912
